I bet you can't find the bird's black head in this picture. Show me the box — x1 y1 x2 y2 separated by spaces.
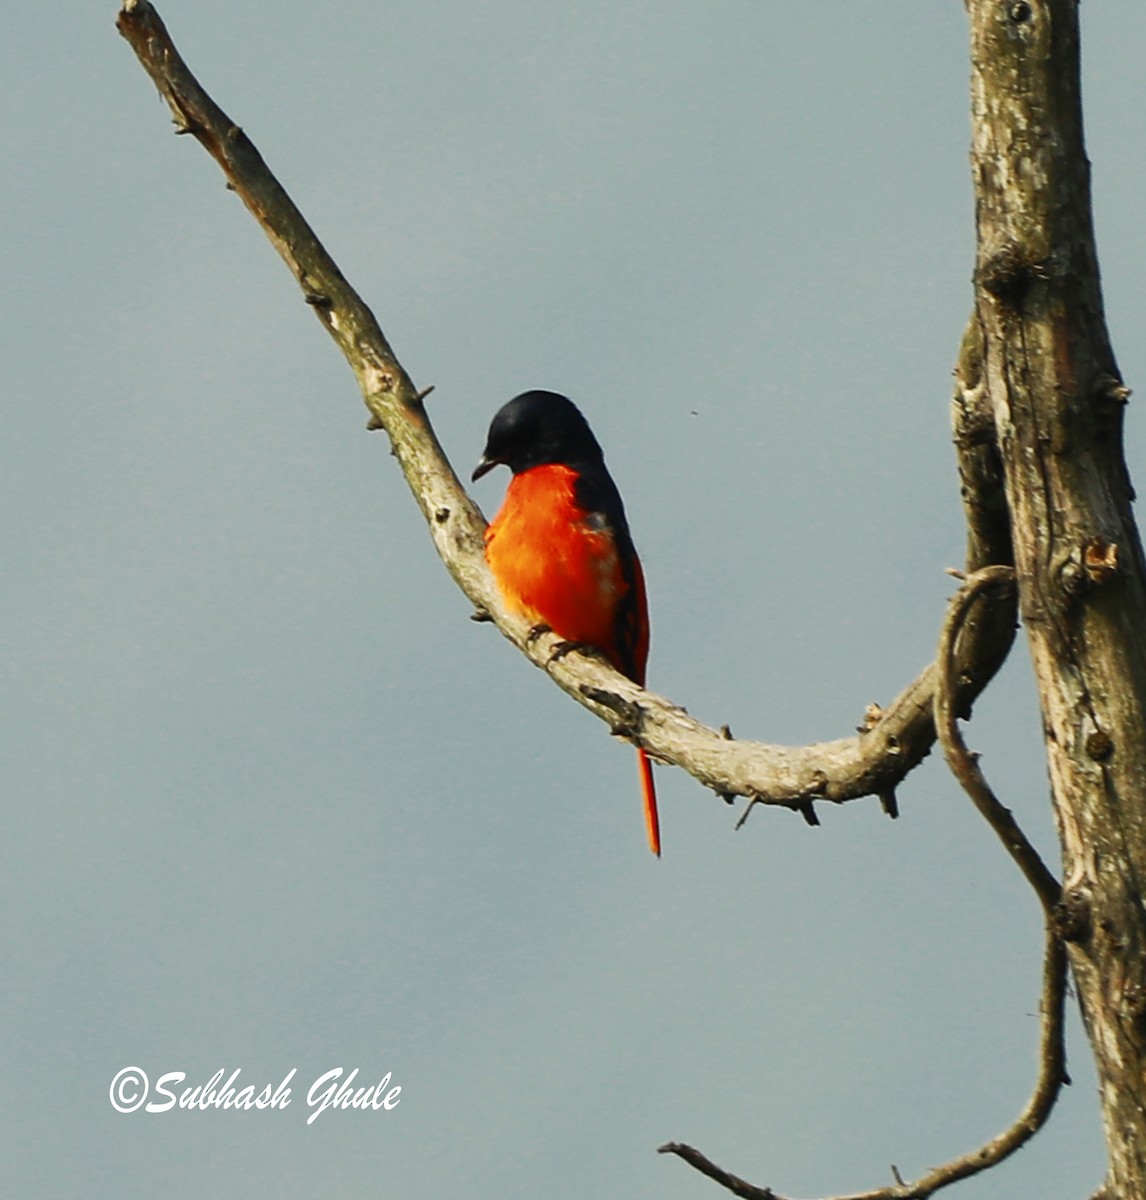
472 390 605 480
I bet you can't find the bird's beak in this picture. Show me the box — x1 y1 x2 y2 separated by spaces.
471 455 498 482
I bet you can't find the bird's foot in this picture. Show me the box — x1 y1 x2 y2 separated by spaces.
548 638 592 665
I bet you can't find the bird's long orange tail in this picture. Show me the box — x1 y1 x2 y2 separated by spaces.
638 748 660 857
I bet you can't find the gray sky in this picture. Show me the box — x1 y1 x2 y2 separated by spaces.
5 2 1144 1197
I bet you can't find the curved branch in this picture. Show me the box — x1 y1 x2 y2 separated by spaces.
115 0 1013 818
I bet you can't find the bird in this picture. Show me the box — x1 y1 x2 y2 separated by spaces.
472 390 660 857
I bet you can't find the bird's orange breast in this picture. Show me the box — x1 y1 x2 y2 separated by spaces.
484 464 645 678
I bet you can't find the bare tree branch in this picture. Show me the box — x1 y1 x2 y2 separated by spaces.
114 0 1015 821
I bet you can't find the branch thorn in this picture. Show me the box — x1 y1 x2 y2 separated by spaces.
735 797 760 831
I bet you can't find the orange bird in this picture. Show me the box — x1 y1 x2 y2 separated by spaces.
473 390 660 857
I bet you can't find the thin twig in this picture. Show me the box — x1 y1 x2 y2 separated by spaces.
935 566 1062 916
658 1143 778 1200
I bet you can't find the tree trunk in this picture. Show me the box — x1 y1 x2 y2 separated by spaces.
967 2 1146 1193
